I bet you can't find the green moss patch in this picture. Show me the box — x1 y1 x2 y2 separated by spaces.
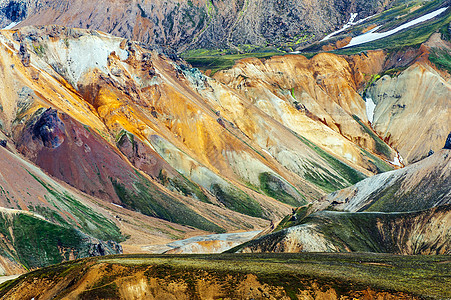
259 172 306 206
111 177 225 233
352 114 393 159
211 183 264 218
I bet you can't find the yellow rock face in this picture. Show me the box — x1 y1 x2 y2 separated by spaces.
214 52 398 173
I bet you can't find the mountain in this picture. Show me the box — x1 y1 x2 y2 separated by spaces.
0 0 449 278
321 148 451 212
234 145 451 254
0 24 403 271
1 0 392 52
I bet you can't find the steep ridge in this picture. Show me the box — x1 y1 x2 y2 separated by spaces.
238 205 451 254
234 144 451 254
214 52 398 175
321 149 451 212
368 61 451 164
1 0 392 52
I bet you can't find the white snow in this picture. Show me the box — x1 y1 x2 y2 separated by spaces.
365 97 376 124
2 21 20 30
320 12 380 42
112 203 124 208
321 13 359 41
345 7 449 48
390 152 404 167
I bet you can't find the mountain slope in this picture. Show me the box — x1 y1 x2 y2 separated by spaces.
368 62 451 164
0 25 402 268
0 25 395 213
0 145 123 274
234 145 451 254
238 204 451 254
1 0 393 52
322 149 451 212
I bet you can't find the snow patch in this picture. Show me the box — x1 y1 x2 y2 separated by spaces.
365 97 376 124
345 7 449 48
390 152 404 167
321 13 359 41
2 21 20 30
112 203 124 208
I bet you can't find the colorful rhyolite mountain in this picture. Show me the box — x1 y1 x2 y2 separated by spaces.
233 141 450 254
0 8 449 273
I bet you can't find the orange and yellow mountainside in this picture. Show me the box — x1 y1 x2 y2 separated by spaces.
0 25 448 272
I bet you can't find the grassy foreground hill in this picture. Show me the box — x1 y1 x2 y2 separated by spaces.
1 253 450 299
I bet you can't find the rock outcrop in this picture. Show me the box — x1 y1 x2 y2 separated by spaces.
445 132 451 149
368 62 451 164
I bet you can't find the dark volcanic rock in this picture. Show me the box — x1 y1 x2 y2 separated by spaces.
0 0 27 28
18 42 30 67
1 0 390 52
32 108 66 148
86 239 122 257
445 132 451 149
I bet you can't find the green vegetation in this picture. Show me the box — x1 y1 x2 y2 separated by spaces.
238 204 450 256
361 148 394 173
0 213 84 269
361 171 450 212
2 253 450 299
429 47 451 73
352 115 393 159
303 161 349 193
380 66 409 77
439 23 450 41
301 0 450 57
274 205 312 232
294 133 367 185
111 177 225 233
158 170 211 204
259 172 305 206
32 43 46 57
182 48 282 74
211 183 264 218
333 5 451 56
28 171 123 242
117 131 211 204
364 74 381 94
